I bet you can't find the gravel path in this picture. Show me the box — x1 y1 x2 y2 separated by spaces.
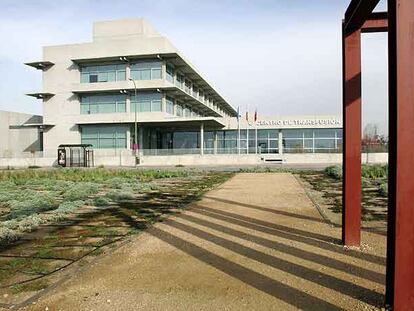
22 173 386 310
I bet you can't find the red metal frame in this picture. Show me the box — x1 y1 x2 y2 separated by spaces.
342 25 362 247
342 12 387 247
386 1 414 309
343 0 414 309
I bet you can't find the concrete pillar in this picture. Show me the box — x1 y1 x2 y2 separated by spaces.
139 126 144 157
126 129 131 150
126 95 131 113
200 122 204 156
161 93 166 112
213 131 218 155
246 127 249 154
162 60 166 80
126 63 131 80
255 127 258 154
278 130 283 155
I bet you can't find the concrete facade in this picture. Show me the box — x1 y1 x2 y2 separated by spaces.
0 110 43 158
26 18 236 157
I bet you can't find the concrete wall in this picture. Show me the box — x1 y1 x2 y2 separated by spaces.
0 152 388 168
0 111 42 157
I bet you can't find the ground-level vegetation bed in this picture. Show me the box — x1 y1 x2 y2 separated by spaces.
298 164 388 231
0 168 232 306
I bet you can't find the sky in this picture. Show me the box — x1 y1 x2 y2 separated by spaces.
0 0 388 134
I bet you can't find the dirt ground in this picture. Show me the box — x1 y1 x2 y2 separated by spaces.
18 173 386 311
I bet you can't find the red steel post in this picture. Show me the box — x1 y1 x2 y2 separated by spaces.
342 24 362 247
386 0 414 309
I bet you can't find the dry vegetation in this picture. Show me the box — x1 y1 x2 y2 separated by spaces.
0 168 232 307
298 164 388 231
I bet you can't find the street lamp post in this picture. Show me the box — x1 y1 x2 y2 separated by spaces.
129 78 138 162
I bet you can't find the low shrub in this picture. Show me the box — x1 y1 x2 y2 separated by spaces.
324 165 342 180
93 196 110 207
7 193 58 220
105 190 135 201
105 177 133 189
0 227 20 244
56 200 85 214
379 183 388 197
63 182 100 201
16 215 45 232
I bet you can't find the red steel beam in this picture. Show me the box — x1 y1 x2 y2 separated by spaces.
342 24 362 247
344 0 381 35
361 12 388 33
386 0 414 309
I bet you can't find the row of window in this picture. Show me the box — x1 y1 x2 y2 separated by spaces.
81 126 127 149
80 93 164 114
79 60 231 118
167 63 230 118
130 61 162 80
80 61 162 84
80 94 127 114
79 93 207 116
166 96 203 117
81 65 126 83
137 129 343 154
80 127 343 151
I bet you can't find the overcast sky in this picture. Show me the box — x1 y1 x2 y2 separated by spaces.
0 0 388 134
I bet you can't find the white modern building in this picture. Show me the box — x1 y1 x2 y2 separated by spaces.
18 18 347 167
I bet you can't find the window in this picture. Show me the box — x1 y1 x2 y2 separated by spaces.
173 131 200 149
184 107 191 117
176 103 183 116
281 129 342 153
80 64 126 83
217 130 238 154
192 86 198 98
166 97 174 114
131 92 162 112
81 126 127 149
257 130 278 154
204 131 215 154
166 64 174 83
185 80 192 94
130 61 162 80
80 94 126 114
175 74 184 89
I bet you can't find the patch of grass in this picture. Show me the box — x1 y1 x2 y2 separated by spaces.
93 196 111 207
0 168 192 184
362 164 388 179
35 247 54 258
10 279 49 293
25 259 49 275
324 164 388 180
63 182 100 201
105 190 135 201
5 192 58 220
56 200 85 214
